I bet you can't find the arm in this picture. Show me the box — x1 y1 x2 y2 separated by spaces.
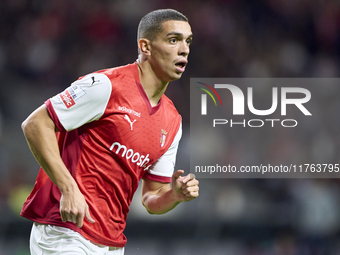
21 104 95 227
141 170 199 214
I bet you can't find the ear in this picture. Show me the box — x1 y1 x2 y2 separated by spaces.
138 38 151 56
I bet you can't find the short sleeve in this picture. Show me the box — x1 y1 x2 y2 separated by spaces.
144 122 182 183
46 73 112 131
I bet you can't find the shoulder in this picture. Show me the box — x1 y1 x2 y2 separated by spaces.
93 63 139 83
162 95 181 118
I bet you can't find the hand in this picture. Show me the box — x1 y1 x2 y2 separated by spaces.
172 170 199 202
59 187 95 228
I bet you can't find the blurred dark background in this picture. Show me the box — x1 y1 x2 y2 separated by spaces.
0 0 340 254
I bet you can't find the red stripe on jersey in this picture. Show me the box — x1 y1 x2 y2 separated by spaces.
143 172 172 183
45 100 66 132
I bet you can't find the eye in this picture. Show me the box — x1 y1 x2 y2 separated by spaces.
186 38 193 46
169 38 178 44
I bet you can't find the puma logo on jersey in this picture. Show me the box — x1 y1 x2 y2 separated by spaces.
91 76 100 85
124 114 136 130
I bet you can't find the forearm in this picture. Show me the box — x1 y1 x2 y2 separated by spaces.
22 105 77 192
142 171 199 214
142 186 181 214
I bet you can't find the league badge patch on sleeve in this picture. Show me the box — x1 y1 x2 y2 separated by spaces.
59 85 86 109
160 129 167 147
60 90 75 109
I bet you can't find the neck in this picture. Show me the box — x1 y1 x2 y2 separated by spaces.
136 58 169 107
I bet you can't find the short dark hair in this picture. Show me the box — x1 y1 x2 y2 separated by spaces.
137 9 188 43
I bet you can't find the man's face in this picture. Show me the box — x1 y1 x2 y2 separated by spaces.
149 20 193 82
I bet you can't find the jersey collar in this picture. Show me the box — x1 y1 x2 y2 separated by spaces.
132 62 162 115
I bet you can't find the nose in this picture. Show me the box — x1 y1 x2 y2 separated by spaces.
179 40 190 56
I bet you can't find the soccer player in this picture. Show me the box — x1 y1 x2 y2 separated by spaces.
20 9 199 255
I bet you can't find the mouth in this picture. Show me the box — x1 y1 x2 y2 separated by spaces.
175 60 187 73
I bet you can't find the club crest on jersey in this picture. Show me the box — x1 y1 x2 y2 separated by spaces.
160 129 167 147
60 85 86 109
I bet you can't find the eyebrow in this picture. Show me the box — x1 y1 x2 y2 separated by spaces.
166 32 193 39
